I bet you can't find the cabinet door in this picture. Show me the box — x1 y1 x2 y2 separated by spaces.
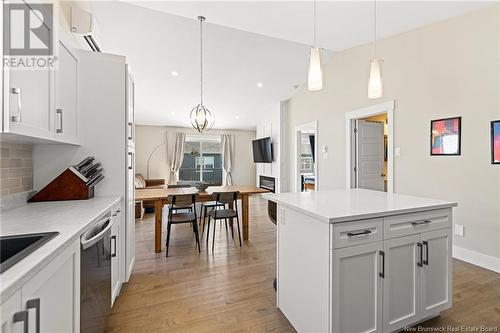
0 290 23 333
332 242 383 333
55 41 78 141
383 234 421 332
126 67 134 148
111 212 121 305
21 239 80 333
125 148 135 281
4 1 53 138
421 228 452 318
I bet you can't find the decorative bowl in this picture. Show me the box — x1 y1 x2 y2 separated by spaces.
194 182 209 192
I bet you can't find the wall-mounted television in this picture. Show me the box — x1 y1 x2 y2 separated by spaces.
252 137 273 163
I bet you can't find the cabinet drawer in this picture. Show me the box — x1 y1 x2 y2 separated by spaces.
384 209 452 239
331 218 383 249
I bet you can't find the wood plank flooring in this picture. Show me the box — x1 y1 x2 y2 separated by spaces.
106 196 500 332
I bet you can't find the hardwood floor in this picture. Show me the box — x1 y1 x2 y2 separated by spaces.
107 196 500 332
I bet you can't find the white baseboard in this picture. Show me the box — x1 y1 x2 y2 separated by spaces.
452 245 500 273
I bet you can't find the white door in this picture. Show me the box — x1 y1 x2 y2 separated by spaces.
21 240 79 333
356 120 384 191
125 147 135 281
4 1 53 138
55 41 78 140
332 242 383 333
383 234 421 332
421 228 452 318
0 291 22 333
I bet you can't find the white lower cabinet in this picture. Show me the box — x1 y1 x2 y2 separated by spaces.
111 205 122 305
0 239 80 333
332 242 383 333
330 213 452 333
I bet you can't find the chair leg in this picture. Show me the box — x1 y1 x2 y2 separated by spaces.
236 215 242 247
193 221 201 253
206 215 211 247
212 219 216 252
166 222 172 257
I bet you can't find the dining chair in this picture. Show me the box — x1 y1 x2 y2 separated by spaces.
199 201 225 235
166 194 200 257
206 191 241 252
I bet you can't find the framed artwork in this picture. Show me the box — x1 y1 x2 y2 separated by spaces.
430 117 461 156
491 120 500 164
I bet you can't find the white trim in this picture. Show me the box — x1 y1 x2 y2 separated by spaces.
294 121 318 192
452 245 500 273
345 100 395 193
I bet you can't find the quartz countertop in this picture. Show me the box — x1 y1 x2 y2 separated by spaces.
264 189 457 223
0 196 121 300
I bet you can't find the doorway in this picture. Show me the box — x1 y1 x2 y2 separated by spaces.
294 121 318 192
345 101 394 193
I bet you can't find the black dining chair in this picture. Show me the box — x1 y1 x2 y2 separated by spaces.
166 194 200 257
206 192 241 252
199 201 225 235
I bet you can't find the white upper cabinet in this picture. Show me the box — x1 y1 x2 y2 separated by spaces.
126 67 135 148
55 41 79 143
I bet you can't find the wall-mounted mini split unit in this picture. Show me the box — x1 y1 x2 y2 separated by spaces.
70 7 102 52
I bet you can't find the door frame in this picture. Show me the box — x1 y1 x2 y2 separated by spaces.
294 120 318 192
345 101 394 193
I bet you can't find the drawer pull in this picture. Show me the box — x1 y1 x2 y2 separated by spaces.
347 230 372 237
412 220 431 226
13 310 28 333
379 251 385 278
26 298 40 333
423 241 429 265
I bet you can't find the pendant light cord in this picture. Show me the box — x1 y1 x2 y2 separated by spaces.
199 16 204 106
374 0 377 59
313 0 317 47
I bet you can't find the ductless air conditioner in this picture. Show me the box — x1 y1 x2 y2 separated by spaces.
70 7 103 52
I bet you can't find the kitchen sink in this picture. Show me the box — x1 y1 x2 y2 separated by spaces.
0 232 59 273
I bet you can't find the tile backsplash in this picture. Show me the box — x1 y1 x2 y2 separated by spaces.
0 142 33 197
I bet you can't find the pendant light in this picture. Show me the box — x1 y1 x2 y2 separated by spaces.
190 16 215 133
368 0 383 99
307 0 323 91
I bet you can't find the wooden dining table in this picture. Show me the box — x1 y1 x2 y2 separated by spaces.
135 185 269 253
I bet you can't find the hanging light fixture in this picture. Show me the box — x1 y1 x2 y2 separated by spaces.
307 0 323 91
190 16 215 133
368 0 383 99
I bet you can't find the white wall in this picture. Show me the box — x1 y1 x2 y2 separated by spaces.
285 6 500 264
135 125 256 185
255 102 286 193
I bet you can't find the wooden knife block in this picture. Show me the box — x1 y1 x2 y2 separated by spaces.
28 167 95 202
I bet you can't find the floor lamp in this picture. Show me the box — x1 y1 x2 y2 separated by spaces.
146 142 165 179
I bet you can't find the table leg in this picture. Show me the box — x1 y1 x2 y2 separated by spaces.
155 200 163 253
242 194 249 240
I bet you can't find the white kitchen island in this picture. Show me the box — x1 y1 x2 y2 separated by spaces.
265 189 457 333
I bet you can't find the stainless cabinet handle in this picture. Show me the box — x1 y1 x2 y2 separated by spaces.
423 241 429 265
128 152 133 170
13 310 28 333
10 88 22 122
26 298 40 333
128 122 133 140
379 250 385 278
111 235 117 257
412 220 431 226
56 109 63 133
417 242 423 267
347 230 372 237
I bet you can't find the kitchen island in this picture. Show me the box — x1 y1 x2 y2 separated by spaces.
265 189 457 333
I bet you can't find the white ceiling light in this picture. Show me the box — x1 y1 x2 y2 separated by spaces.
307 0 323 92
190 16 215 133
368 0 383 99
235 116 240 120
257 82 263 88
171 111 176 115
171 71 179 77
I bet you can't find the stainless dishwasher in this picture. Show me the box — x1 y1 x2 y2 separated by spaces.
80 213 115 333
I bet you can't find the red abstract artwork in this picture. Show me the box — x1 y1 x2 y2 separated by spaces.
492 121 500 164
431 117 461 155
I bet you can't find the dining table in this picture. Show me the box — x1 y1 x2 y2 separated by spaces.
135 185 269 253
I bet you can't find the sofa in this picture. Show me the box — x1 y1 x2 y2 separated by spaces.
135 173 166 219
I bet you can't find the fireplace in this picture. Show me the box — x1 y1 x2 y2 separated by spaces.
259 175 277 224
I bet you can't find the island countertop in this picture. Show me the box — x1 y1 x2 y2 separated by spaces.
264 189 457 223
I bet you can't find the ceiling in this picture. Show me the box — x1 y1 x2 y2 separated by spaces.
91 1 493 130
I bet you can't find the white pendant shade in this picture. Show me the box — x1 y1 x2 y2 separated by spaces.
368 59 383 99
308 47 323 91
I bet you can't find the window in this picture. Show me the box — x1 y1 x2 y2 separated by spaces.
179 135 223 184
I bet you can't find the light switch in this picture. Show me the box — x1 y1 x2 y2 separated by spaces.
454 224 464 237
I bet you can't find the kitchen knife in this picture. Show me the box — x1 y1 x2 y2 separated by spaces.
87 174 104 187
75 157 95 171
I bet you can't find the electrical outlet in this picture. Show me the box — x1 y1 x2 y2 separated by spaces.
454 224 464 237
